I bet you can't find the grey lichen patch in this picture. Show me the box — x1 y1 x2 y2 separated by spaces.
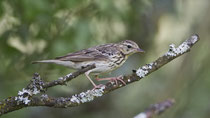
15 88 36 105
136 68 148 78
146 63 153 69
190 34 199 44
179 42 190 52
66 73 73 78
18 88 33 96
41 94 49 100
15 96 31 105
32 88 40 94
15 87 41 105
165 42 190 57
70 95 80 103
70 85 105 104
58 73 73 81
58 77 63 80
15 73 44 105
136 63 154 78
165 44 177 57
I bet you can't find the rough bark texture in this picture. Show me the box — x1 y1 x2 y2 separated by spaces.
0 34 200 116
134 99 175 118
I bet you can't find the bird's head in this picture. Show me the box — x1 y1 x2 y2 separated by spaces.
118 40 145 55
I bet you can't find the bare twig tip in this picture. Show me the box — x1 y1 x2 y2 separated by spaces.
190 34 200 44
193 34 199 39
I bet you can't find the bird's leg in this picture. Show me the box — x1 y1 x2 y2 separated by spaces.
85 72 104 89
96 76 126 86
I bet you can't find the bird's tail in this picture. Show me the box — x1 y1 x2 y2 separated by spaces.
32 59 75 68
32 60 58 64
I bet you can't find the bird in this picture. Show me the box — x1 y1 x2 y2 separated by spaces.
32 40 144 89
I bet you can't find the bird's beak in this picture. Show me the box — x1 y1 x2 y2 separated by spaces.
136 48 145 53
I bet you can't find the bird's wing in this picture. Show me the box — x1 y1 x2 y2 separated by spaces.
55 45 111 62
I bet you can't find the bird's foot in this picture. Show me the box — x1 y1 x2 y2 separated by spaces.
92 84 105 90
96 76 126 86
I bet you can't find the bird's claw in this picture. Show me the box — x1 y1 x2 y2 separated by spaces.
92 84 105 90
109 76 126 86
96 76 126 86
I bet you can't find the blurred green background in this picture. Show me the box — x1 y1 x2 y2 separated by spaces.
0 0 209 118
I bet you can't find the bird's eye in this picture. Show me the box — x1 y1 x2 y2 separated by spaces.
127 45 132 48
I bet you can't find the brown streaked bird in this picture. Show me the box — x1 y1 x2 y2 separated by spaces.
32 40 144 89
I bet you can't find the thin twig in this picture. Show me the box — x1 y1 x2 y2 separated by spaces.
43 64 96 88
134 99 175 118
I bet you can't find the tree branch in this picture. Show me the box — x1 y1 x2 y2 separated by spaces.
134 99 175 118
0 34 200 116
43 64 96 88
